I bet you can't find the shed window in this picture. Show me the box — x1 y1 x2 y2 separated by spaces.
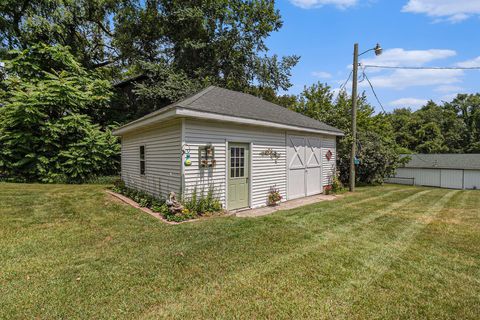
140 146 145 175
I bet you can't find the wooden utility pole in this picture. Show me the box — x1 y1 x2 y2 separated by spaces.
349 43 359 192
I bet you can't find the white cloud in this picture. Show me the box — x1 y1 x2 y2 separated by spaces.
360 48 456 67
290 0 357 9
457 56 480 68
439 93 458 102
358 48 463 89
363 69 464 89
402 0 480 22
389 98 429 108
434 85 463 93
311 71 332 78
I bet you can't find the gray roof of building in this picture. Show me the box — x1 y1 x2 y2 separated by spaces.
401 154 480 170
118 86 343 134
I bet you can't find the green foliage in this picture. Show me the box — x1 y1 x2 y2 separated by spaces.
112 184 222 222
1 0 299 126
0 0 118 68
85 175 120 185
331 175 344 193
294 83 403 185
0 45 119 183
387 95 480 154
183 186 223 215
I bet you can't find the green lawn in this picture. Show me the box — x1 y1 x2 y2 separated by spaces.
1 184 479 319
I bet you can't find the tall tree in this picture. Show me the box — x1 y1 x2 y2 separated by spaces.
445 94 480 153
0 44 119 182
0 0 119 69
292 83 404 184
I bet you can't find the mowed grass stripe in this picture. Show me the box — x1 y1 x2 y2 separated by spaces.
321 190 459 317
141 190 435 318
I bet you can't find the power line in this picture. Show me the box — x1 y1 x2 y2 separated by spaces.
362 71 386 113
339 70 353 92
363 64 480 70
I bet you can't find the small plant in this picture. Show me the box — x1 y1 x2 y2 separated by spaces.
182 186 222 216
324 185 333 195
267 186 282 206
331 174 344 193
112 179 126 193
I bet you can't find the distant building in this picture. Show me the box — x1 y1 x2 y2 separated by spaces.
388 154 480 189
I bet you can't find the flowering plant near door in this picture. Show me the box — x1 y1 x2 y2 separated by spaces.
267 186 282 206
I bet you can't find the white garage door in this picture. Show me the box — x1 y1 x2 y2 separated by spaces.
415 169 441 187
440 169 464 189
464 170 480 189
287 135 322 199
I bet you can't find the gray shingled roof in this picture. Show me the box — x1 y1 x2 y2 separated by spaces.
401 154 480 170
118 86 343 134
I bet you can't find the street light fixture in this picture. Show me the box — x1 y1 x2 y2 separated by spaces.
349 43 382 192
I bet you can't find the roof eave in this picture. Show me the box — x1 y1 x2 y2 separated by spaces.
113 107 344 137
112 108 177 136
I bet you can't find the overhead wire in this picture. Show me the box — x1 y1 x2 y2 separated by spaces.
362 71 386 113
339 70 353 93
363 65 480 70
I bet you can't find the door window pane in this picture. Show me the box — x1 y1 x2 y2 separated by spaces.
230 146 247 178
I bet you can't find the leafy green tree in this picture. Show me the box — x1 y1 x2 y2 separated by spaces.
112 0 299 122
445 94 480 153
293 83 404 184
0 0 119 68
386 95 479 154
0 45 119 182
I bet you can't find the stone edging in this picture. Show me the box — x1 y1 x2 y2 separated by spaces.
106 190 231 225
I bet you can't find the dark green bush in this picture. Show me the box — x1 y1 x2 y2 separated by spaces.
0 44 119 183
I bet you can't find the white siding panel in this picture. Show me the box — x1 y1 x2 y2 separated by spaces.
440 169 463 189
184 119 286 209
321 136 336 186
394 168 441 187
415 168 440 187
121 120 181 198
464 170 480 189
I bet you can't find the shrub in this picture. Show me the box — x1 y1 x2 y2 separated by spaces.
331 175 344 193
86 176 121 185
0 44 119 183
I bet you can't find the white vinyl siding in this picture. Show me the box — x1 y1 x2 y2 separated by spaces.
321 135 337 186
183 119 286 209
393 168 480 189
395 168 441 187
440 169 463 189
121 120 182 198
464 170 480 189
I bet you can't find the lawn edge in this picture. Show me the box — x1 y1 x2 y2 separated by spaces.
105 190 233 225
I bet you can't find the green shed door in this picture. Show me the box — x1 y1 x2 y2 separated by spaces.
228 143 250 210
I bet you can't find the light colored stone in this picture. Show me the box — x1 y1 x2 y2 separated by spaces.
234 194 339 218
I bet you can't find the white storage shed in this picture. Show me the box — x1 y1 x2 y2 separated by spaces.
389 154 480 190
113 86 343 210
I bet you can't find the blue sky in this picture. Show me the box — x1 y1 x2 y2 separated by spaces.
266 0 480 112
